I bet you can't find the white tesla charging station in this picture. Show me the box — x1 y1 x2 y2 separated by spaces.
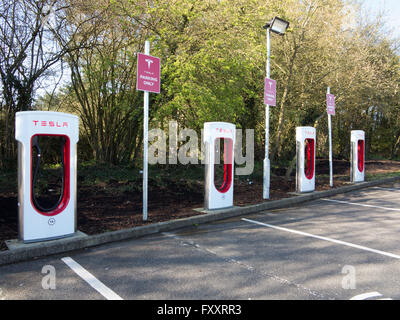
15 111 79 242
296 127 316 193
350 130 365 183
204 122 236 210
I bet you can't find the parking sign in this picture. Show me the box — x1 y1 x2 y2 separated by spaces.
264 78 276 106
326 93 335 115
137 53 161 94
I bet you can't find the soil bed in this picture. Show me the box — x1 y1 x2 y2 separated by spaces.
1 160 399 251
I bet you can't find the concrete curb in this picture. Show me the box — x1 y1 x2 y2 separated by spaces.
1 176 399 266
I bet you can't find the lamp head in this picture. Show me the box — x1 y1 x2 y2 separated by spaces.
263 17 289 35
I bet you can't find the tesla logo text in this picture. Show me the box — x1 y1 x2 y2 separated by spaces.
145 58 153 68
33 120 68 128
215 128 233 134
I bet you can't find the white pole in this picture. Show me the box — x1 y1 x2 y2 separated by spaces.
263 27 271 199
327 87 333 188
143 40 150 221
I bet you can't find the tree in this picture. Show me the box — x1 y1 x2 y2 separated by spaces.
29 0 400 169
63 1 149 163
0 0 95 168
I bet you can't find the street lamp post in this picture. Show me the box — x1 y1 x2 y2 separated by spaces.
263 26 271 200
263 17 289 200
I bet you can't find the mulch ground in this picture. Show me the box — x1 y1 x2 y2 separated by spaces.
1 160 399 251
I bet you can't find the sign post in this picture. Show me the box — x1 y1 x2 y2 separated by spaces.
137 40 161 221
326 88 335 188
263 75 276 200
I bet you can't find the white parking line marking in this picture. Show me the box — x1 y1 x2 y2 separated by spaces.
321 198 400 211
162 232 327 298
350 292 382 300
357 191 399 197
242 218 400 260
61 257 123 300
372 187 400 192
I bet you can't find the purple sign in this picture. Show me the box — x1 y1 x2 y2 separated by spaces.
326 93 335 115
137 53 161 93
264 78 276 106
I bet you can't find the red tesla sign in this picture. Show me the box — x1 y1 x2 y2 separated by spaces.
264 78 276 106
326 94 335 115
136 53 161 93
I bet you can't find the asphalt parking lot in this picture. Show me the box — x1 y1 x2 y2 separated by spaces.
2 183 400 300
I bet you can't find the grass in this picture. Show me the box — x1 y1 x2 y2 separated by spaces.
1 160 400 196
77 162 205 195
0 171 17 194
365 171 400 180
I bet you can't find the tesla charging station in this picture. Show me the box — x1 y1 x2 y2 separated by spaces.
350 130 365 183
15 111 79 242
296 127 316 193
204 122 236 210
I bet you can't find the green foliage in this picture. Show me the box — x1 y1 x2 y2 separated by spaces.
0 170 17 194
20 0 400 167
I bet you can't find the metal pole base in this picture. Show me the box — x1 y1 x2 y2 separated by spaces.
263 158 270 199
